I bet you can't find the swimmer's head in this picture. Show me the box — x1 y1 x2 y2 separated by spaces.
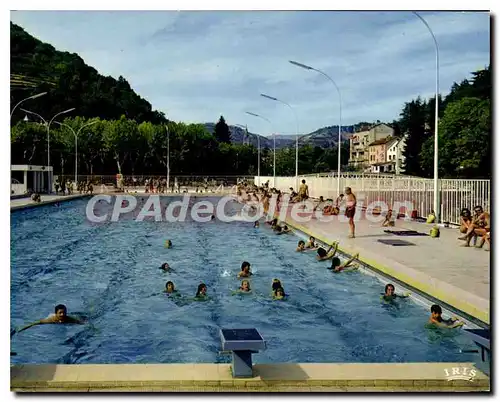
298 240 305 249
241 261 251 272
275 287 285 298
161 263 170 270
165 240 172 248
309 236 315 242
54 304 67 321
196 283 207 297
166 281 175 292
319 196 324 201
317 247 327 258
431 304 442 318
331 257 341 269
271 218 278 226
272 279 282 291
345 187 352 195
385 284 395 296
241 280 251 291
254 221 259 227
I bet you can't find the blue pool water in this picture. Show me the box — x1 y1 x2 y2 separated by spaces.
11 197 484 368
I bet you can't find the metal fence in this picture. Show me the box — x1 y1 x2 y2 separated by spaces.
255 175 491 225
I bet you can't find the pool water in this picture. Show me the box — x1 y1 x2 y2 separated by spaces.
10 197 484 369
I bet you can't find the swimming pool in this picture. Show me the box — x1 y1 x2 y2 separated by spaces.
11 196 484 369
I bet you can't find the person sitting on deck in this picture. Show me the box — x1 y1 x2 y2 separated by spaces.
314 196 325 212
329 253 359 273
316 242 338 261
289 187 298 202
428 304 464 328
458 206 490 248
16 304 84 333
382 209 395 227
459 208 473 234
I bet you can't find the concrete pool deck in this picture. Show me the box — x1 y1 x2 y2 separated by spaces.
278 208 490 325
11 362 489 392
10 193 89 211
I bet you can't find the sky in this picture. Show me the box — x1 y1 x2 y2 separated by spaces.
10 10 490 136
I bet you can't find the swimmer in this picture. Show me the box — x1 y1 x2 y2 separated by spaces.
165 240 172 248
271 279 283 294
238 261 253 278
195 283 208 299
273 287 286 300
296 240 306 252
305 236 317 249
329 253 359 272
159 263 173 272
381 283 410 301
254 221 260 228
16 304 84 333
211 214 215 220
276 225 291 235
164 281 179 295
316 242 338 261
239 280 252 293
428 304 464 328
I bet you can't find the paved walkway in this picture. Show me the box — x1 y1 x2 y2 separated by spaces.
274 203 490 324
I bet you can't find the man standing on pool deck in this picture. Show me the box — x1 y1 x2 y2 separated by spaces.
16 304 84 333
345 187 356 238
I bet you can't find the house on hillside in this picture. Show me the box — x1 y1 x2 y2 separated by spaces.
348 123 394 171
386 135 407 175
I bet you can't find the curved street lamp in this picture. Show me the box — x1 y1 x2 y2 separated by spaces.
55 120 98 185
260 94 300 190
412 11 440 222
245 111 273 186
289 60 343 196
10 92 47 119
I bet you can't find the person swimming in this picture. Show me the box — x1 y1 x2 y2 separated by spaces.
316 242 338 261
239 280 252 293
238 261 253 278
254 221 260 228
16 304 84 333
273 287 286 300
296 240 306 252
381 283 410 301
165 281 179 295
165 240 172 248
428 304 464 328
305 236 317 249
160 263 172 272
195 283 208 300
329 253 359 272
272 278 283 293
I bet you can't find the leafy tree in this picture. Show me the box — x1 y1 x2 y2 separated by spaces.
400 97 428 176
214 116 231 144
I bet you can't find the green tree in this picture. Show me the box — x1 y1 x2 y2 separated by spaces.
214 115 231 144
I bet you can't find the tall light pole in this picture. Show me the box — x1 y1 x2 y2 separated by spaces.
246 111 272 186
260 94 300 190
413 12 440 222
22 107 75 193
165 123 170 192
289 60 343 196
55 120 97 185
10 92 47 119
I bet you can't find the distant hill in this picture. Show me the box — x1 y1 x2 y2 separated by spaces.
204 123 356 149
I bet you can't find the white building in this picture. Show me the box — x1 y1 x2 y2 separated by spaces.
349 123 394 170
11 165 53 195
386 135 407 175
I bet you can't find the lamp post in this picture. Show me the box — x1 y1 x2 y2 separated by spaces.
245 111 272 187
22 107 75 193
165 123 170 192
10 92 47 119
289 60 343 196
413 11 440 222
260 94 299 190
55 120 97 185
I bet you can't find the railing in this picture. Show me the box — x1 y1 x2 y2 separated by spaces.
255 175 490 225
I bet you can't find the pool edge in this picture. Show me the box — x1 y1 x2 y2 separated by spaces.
11 362 490 392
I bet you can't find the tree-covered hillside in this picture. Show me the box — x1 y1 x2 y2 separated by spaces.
10 22 167 125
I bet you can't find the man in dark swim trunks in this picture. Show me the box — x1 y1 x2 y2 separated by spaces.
344 187 356 238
